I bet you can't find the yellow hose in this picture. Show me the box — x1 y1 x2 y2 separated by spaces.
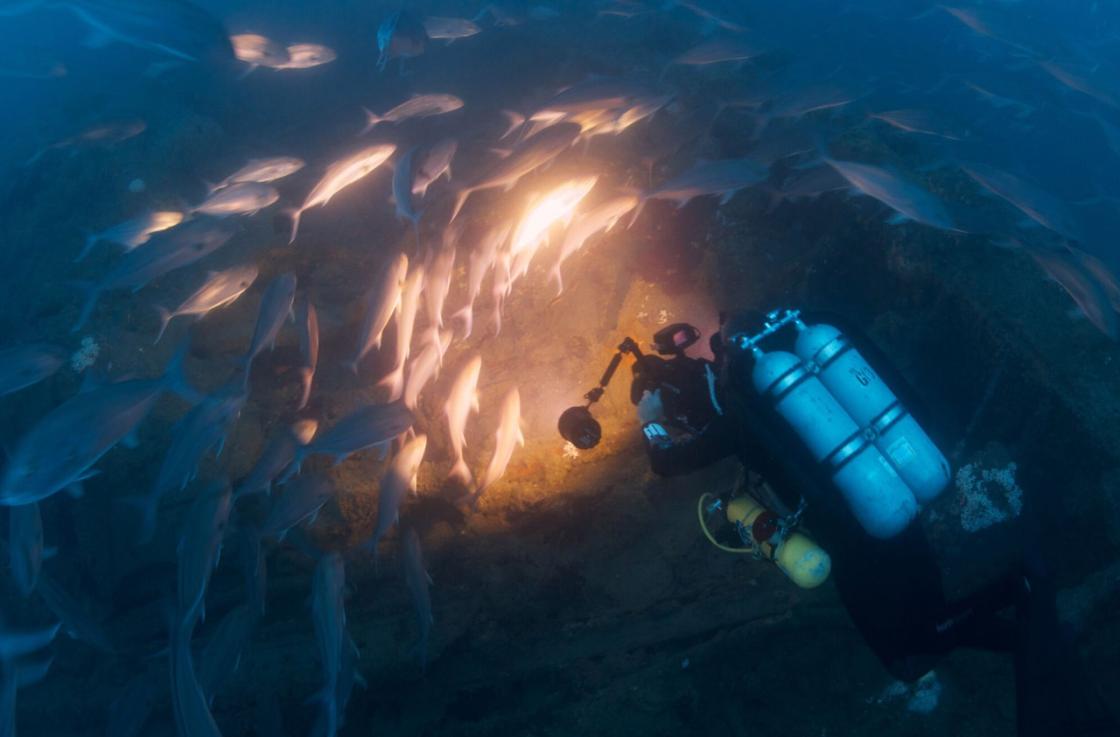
697 493 754 554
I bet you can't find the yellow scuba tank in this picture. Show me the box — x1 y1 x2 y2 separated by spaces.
698 493 831 589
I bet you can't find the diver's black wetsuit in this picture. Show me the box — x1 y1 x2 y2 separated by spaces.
641 312 1118 736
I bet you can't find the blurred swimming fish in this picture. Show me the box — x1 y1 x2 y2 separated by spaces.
310 553 346 737
52 0 233 63
77 210 184 261
106 672 160 737
275 42 336 69
343 253 408 374
962 162 1082 241
235 419 318 499
288 402 415 474
671 36 762 66
295 294 319 411
34 568 115 652
366 434 427 556
72 217 235 331
449 122 580 221
209 156 305 193
191 181 278 218
377 264 425 402
137 381 245 542
257 473 334 540
445 355 481 485
0 344 195 505
452 223 507 338
0 622 59 661
549 193 638 295
1028 246 1119 339
0 344 66 396
402 330 451 411
477 387 524 498
239 272 297 372
400 527 432 671
361 94 464 133
637 157 768 221
309 633 363 737
823 156 958 231
170 614 220 737
422 15 481 41
8 502 46 597
377 9 427 71
176 480 232 628
666 0 747 32
230 32 288 70
197 604 257 704
509 176 599 280
392 147 423 244
411 138 457 198
287 144 396 244
155 263 259 343
423 242 456 335
25 118 145 166
868 109 969 141
1037 59 1119 109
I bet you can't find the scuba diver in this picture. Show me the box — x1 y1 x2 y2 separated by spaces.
560 310 1119 737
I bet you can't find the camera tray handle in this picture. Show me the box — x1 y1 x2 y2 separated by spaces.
584 337 644 406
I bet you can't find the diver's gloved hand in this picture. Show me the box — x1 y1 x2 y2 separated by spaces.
638 389 665 424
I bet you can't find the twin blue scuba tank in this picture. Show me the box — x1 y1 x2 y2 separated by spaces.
734 309 951 539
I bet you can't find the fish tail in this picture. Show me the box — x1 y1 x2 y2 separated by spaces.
70 281 100 333
548 264 564 297
451 304 473 340
377 365 404 402
448 187 471 223
340 357 360 376
627 196 649 229
285 208 302 245
449 457 472 486
360 108 381 135
74 231 99 263
153 305 173 345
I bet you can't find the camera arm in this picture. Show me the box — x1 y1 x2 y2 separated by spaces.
584 337 643 405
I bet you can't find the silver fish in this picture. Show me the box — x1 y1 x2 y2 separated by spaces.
77 210 184 261
444 355 481 485
824 156 957 231
451 223 507 338
477 387 524 497
257 473 334 540
25 118 146 167
868 109 968 141
640 157 768 217
392 147 422 243
287 144 396 244
343 253 408 374
235 420 319 499
376 10 427 71
361 93 464 132
8 502 45 597
411 138 457 198
240 272 297 371
229 32 288 68
295 295 319 411
1029 246 1119 339
192 181 278 218
197 604 257 703
0 344 66 397
449 122 580 221
209 156 304 193
288 402 415 474
400 527 432 672
0 345 195 506
275 43 335 69
72 217 235 332
549 193 638 294
137 382 245 543
170 616 221 737
0 622 58 661
310 634 363 737
377 264 425 402
423 242 456 335
155 263 259 343
671 36 762 66
402 330 451 411
366 434 426 555
422 15 481 41
0 654 53 737
54 0 234 62
310 553 346 737
176 481 232 629
962 162 1082 242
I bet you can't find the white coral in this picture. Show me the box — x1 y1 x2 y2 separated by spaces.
70 336 100 372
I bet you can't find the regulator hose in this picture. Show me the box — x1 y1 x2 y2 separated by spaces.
697 493 754 554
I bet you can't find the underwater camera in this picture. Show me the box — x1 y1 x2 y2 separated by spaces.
558 322 712 449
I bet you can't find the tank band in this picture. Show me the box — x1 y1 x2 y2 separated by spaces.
812 335 852 370
868 401 908 438
823 430 869 471
766 363 810 402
